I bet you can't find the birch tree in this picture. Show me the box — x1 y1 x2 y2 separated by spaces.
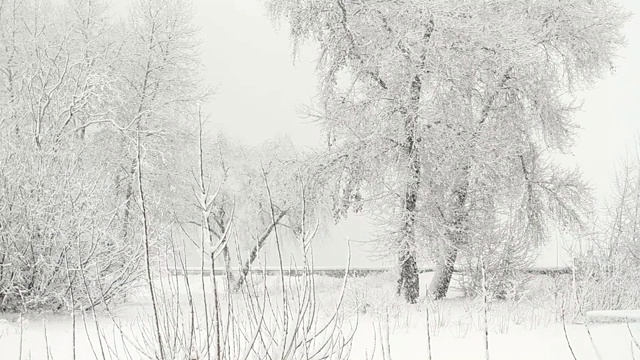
267 0 628 302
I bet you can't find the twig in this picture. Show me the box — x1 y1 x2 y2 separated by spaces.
383 309 392 360
561 298 578 360
627 321 640 351
425 303 432 360
584 323 603 360
18 314 23 360
77 238 107 360
64 254 77 360
43 319 52 360
136 129 165 360
481 255 490 360
260 160 289 359
366 322 377 360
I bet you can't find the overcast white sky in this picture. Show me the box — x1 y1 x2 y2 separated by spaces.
197 0 640 197
187 0 640 267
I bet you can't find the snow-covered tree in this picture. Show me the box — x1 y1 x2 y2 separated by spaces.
267 0 628 302
0 0 210 311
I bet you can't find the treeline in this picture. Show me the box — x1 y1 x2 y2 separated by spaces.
0 0 328 312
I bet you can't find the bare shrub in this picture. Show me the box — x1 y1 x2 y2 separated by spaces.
111 118 358 359
563 141 640 320
343 271 404 317
123 220 356 360
457 229 536 301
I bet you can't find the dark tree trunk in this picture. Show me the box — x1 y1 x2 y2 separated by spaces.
397 74 422 304
397 153 420 303
428 243 458 300
397 246 419 303
221 245 233 284
428 168 469 300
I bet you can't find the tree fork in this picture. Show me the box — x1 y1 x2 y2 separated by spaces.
209 211 234 285
428 69 507 299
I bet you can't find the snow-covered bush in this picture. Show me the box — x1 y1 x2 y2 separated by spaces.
561 144 640 320
0 144 144 312
342 271 404 316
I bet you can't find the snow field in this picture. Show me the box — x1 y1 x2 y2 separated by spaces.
0 273 638 359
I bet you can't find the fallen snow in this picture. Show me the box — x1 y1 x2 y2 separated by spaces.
1 274 639 359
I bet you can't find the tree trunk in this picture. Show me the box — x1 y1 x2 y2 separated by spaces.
429 69 512 299
397 74 422 304
234 210 286 291
397 156 420 303
428 243 458 300
427 70 504 300
222 245 233 284
397 246 419 303
428 169 469 300
209 210 235 286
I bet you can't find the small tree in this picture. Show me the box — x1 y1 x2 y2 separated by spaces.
233 137 331 290
569 137 640 316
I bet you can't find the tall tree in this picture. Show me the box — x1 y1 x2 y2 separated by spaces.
267 0 628 302
104 0 209 243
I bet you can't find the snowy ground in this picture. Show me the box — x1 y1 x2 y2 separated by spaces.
1 273 639 359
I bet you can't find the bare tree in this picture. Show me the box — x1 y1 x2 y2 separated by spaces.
233 137 331 290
